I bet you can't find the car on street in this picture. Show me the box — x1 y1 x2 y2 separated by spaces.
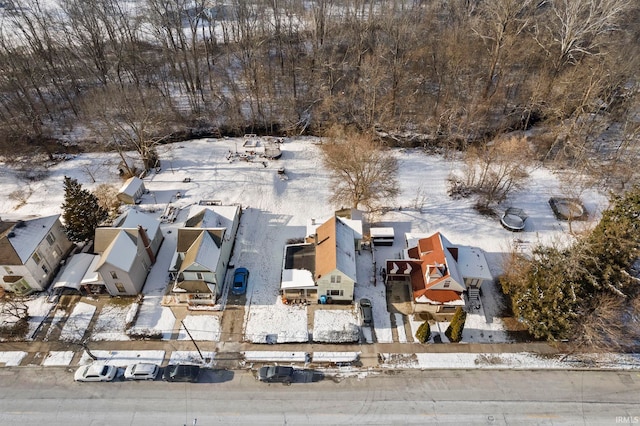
162 364 200 382
359 298 373 325
232 267 249 296
257 365 294 385
124 363 160 381
74 364 118 382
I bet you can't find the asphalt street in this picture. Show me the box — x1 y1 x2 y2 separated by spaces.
0 367 638 425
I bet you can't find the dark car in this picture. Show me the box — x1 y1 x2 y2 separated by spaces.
257 365 294 385
359 298 373 325
162 364 200 383
232 267 249 296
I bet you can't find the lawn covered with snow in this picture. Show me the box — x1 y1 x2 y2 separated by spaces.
59 302 96 342
42 351 74 366
178 315 221 341
90 303 135 341
313 309 360 343
0 136 610 345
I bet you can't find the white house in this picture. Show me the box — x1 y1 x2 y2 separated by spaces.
117 177 146 205
281 214 362 304
169 205 241 308
93 209 163 295
0 215 73 295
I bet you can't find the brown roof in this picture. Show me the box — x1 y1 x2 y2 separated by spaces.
417 289 462 304
314 217 337 279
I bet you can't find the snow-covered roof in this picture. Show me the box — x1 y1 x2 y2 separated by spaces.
334 218 357 282
180 232 220 273
186 205 239 230
115 209 160 237
81 254 103 285
118 177 144 197
370 227 394 238
281 269 315 289
53 253 98 290
456 247 493 281
97 231 137 272
338 216 363 240
7 215 60 263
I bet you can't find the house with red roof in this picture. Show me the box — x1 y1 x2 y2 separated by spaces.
384 232 492 320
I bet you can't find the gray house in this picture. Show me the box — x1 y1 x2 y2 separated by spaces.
94 209 163 295
169 205 241 308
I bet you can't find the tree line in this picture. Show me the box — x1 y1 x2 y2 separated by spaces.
0 0 637 177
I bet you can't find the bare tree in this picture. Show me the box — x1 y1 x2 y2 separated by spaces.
320 127 399 210
452 135 532 211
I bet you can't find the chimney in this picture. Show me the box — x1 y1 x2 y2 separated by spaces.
138 225 156 264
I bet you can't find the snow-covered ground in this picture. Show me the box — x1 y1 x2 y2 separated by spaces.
0 137 610 346
313 310 360 343
59 302 96 342
177 315 221 341
90 303 133 341
78 350 165 366
42 351 74 366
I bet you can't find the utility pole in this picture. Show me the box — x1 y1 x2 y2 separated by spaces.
181 320 208 363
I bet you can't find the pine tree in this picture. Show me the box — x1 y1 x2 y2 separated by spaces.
61 176 108 242
415 321 431 343
445 307 467 342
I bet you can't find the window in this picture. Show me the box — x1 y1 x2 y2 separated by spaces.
46 232 55 245
196 272 203 280
32 252 42 264
110 271 118 279
4 266 13 274
41 264 49 274
115 282 126 293
443 281 450 288
330 275 341 284
327 289 343 296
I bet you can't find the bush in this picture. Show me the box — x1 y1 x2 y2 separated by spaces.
445 307 467 342
415 321 431 343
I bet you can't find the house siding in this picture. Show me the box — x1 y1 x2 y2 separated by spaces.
317 269 354 302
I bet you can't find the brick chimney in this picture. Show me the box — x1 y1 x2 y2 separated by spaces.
137 225 156 264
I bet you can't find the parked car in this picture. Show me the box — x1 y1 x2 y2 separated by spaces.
162 364 200 382
257 365 294 385
232 267 249 296
74 364 118 382
124 363 160 381
359 298 373 325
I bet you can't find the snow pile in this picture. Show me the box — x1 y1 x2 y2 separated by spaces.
243 351 307 362
90 304 132 341
169 351 215 367
245 302 308 344
78 350 165 366
313 310 360 343
0 352 27 366
42 351 74 366
59 302 96 342
178 315 221 341
312 352 360 363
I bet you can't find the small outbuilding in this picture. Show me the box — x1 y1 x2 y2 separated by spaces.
117 177 146 205
370 227 395 246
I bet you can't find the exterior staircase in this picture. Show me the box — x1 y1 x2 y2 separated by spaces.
467 288 481 310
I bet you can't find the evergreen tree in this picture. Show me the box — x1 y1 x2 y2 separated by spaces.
61 176 108 242
415 321 431 343
445 307 467 342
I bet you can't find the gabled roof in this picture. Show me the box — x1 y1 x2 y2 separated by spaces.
96 231 137 272
315 217 357 282
185 205 239 230
113 209 160 238
408 232 464 289
118 177 145 197
179 231 220 273
0 215 60 264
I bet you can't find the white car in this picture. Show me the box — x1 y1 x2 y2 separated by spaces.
74 364 118 382
124 363 160 381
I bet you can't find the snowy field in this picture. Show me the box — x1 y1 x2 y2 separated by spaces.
42 351 74 366
0 137 609 345
177 315 221 341
313 310 360 343
90 304 134 341
59 302 96 342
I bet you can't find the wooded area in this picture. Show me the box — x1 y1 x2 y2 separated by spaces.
0 0 638 186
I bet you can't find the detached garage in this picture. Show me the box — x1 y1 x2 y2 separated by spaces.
117 177 145 205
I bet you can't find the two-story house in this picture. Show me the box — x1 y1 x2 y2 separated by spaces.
0 215 73 295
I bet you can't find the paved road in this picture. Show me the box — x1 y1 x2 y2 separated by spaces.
0 367 638 425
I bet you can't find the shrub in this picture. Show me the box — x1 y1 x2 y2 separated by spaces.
445 307 467 342
415 321 431 343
